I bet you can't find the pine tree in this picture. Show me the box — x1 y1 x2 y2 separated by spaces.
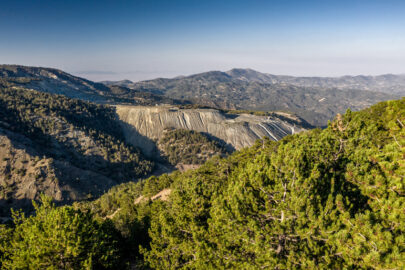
1 195 124 269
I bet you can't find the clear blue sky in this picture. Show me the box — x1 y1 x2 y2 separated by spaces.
1 0 404 81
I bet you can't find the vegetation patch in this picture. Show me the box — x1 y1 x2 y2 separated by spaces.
157 128 229 166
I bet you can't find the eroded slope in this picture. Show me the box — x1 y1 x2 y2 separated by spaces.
115 105 307 156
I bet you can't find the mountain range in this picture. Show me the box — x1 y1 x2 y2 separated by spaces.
103 68 403 126
227 68 405 94
106 68 405 95
1 65 402 126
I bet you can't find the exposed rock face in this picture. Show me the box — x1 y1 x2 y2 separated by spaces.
115 105 306 156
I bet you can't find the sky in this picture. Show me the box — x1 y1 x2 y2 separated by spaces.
1 0 405 81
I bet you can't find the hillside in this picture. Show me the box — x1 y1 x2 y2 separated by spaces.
64 98 404 269
0 87 153 218
106 69 400 126
0 65 186 106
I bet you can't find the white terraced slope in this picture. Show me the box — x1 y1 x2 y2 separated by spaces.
115 105 306 156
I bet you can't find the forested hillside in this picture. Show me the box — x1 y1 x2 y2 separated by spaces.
3 98 400 268
139 98 404 269
0 87 153 217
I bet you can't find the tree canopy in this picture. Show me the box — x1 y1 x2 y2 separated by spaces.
143 98 404 269
1 195 123 269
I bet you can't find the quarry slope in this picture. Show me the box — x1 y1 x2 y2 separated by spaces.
115 105 307 156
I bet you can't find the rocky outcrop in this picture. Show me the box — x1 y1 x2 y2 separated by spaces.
115 105 306 156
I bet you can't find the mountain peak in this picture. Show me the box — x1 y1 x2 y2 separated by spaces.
227 68 260 74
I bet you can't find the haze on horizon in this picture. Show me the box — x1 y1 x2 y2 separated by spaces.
1 0 404 82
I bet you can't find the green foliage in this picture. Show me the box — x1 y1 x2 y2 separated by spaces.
158 129 229 165
0 225 12 269
75 173 176 268
142 174 175 197
142 98 405 269
1 195 123 269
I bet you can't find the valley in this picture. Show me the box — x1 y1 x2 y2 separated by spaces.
0 65 403 269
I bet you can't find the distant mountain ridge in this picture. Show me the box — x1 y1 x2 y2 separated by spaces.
226 68 405 95
0 65 112 101
104 68 400 126
103 68 405 95
0 65 186 106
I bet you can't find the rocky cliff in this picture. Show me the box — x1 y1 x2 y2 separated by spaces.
115 105 307 156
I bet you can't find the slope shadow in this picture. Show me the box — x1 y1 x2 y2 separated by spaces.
117 118 165 161
0 198 35 222
117 118 235 164
0 121 156 217
200 131 236 153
